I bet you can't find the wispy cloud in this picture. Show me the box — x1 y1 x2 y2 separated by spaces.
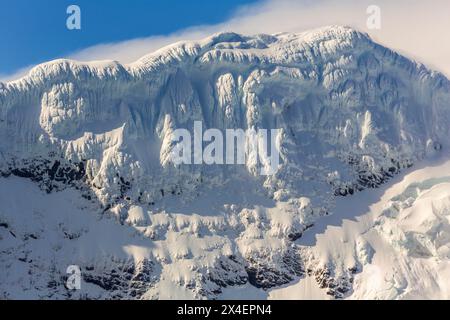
2 0 450 82
0 65 35 83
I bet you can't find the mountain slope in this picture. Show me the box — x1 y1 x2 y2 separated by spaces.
0 26 449 299
268 154 450 300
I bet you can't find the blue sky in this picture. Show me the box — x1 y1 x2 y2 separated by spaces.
0 0 257 75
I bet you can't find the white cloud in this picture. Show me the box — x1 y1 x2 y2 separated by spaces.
2 0 450 82
0 65 35 83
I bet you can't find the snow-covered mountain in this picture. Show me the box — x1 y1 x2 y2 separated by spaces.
1 26 449 299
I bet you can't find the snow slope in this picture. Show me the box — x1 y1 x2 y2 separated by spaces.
1 26 450 299
268 153 450 299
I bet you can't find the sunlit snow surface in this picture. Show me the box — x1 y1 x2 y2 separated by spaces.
269 153 450 299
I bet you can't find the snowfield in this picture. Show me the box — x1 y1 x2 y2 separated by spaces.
270 154 450 300
0 25 449 299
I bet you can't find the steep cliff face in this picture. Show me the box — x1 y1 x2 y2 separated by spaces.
1 26 449 299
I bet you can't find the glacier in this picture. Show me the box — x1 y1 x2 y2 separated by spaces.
0 25 450 299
